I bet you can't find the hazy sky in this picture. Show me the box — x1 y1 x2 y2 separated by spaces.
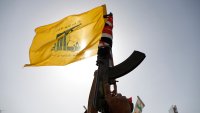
0 0 200 113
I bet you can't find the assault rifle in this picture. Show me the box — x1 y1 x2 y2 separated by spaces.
85 13 146 113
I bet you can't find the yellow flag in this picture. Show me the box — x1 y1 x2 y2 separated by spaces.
25 5 107 66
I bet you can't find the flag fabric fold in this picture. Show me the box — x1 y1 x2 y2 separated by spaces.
25 5 107 66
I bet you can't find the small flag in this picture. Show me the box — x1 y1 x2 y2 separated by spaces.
134 96 145 113
128 97 134 112
25 5 107 66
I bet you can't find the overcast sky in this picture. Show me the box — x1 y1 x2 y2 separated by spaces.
0 0 200 113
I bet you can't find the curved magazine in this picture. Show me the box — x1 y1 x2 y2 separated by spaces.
108 51 146 79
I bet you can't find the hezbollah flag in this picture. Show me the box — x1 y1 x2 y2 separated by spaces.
25 5 107 66
134 96 145 113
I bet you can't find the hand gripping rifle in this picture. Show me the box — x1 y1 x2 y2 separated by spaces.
85 13 146 113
